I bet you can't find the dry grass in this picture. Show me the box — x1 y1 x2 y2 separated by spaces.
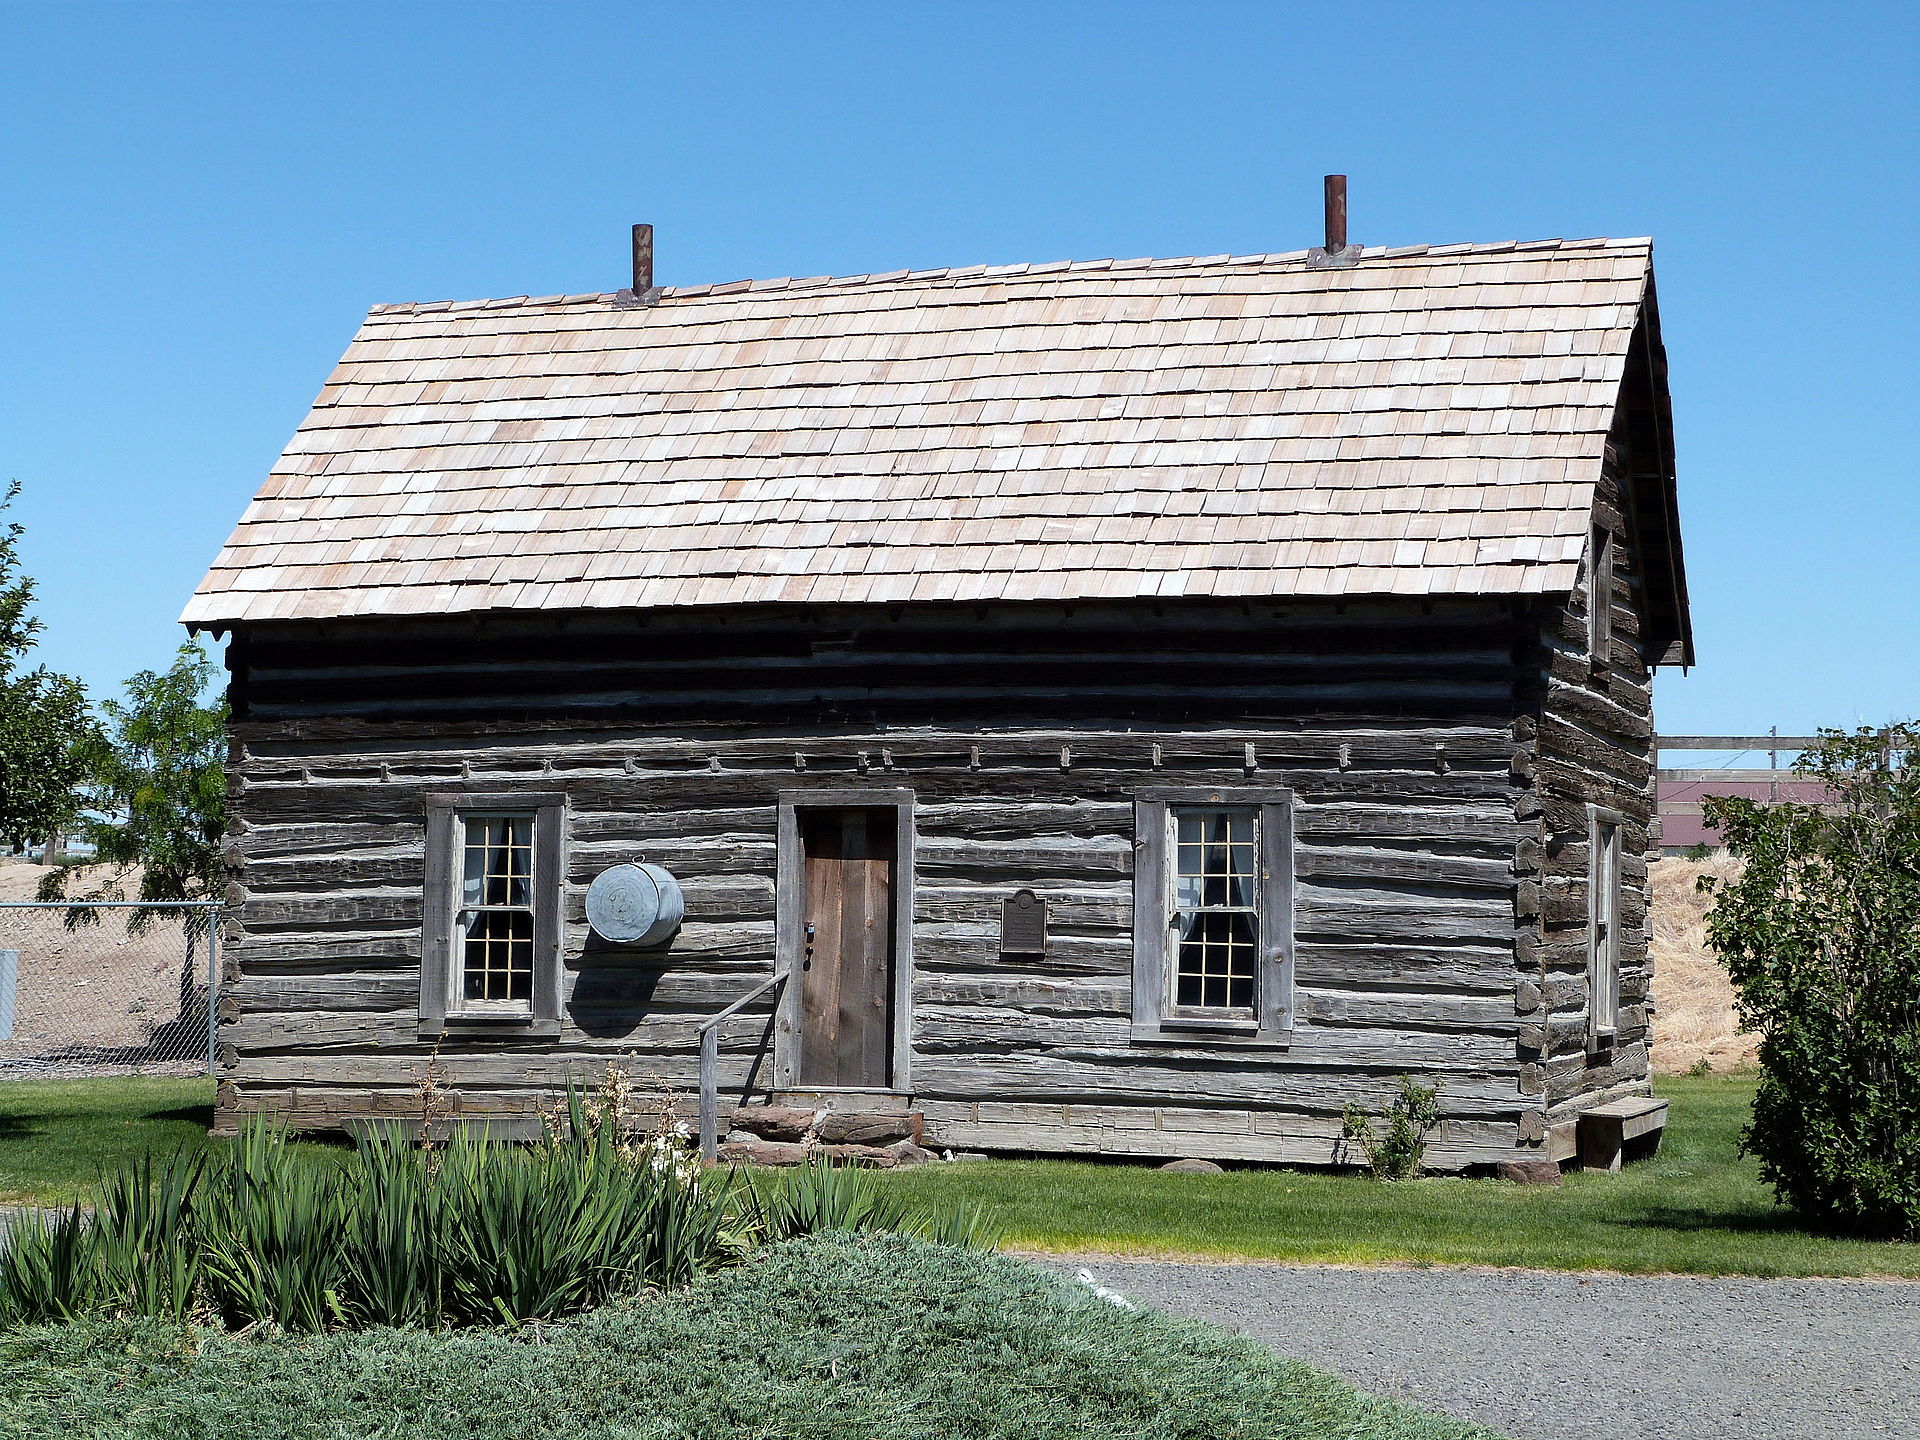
1649 855 1759 1074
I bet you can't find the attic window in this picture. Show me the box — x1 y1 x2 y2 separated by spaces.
1588 523 1615 666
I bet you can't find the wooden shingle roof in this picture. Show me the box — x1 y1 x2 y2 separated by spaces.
183 236 1668 627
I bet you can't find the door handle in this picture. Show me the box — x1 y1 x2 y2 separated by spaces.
803 923 816 969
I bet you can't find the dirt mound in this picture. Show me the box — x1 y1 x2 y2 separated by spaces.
1649 855 1758 1074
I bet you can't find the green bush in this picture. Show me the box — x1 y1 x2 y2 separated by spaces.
0 1152 206 1326
0 1234 1497 1440
1701 725 1920 1239
1340 1076 1444 1180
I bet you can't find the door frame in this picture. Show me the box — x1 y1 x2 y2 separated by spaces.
773 788 916 1093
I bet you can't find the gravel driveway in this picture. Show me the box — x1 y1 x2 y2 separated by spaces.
1047 1259 1920 1440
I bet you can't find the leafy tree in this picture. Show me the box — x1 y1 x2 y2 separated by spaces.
0 480 95 852
38 642 228 919
1699 725 1920 1239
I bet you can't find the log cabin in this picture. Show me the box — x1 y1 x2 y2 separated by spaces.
183 216 1691 1173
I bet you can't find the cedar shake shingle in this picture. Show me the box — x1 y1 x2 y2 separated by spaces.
184 237 1657 627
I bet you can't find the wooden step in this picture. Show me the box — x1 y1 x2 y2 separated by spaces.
1577 1096 1669 1171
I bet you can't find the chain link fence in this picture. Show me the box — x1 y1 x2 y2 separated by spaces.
0 901 219 1079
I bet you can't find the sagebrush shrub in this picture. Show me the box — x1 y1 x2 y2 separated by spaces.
1340 1076 1443 1180
1701 725 1920 1239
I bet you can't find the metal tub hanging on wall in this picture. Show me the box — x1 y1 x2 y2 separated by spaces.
585 862 685 945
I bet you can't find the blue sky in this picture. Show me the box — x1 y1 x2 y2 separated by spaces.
3 1 1915 736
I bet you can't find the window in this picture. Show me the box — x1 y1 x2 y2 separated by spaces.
458 816 536 1011
1587 523 1615 665
1588 809 1623 1048
1171 809 1259 1012
1132 789 1294 1040
421 792 566 1035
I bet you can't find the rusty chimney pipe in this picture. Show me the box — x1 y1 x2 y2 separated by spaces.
1323 175 1347 252
631 223 655 294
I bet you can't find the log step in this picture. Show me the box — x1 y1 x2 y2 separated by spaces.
729 1102 924 1146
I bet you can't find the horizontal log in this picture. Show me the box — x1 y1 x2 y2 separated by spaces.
916 800 1131 840
916 839 1132 882
910 1007 1516 1067
231 1050 751 1089
241 896 420 929
1295 943 1518 994
909 1054 1522 1114
1296 844 1512 890
229 934 419 967
238 822 423 859
1294 896 1511 944
914 975 1130 1016
1295 803 1518 843
226 971 421 1013
1295 989 1516 1031
225 1009 780 1054
248 853 427 892
916 1105 1525 1170
912 933 1132 976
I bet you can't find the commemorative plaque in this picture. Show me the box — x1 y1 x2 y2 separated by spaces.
1000 888 1047 955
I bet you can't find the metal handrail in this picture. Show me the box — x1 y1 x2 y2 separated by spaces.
697 970 787 1161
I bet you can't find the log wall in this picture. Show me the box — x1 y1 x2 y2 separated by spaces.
1524 454 1661 1158
214 595 1615 1169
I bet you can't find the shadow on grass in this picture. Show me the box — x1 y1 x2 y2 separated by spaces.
1608 1203 1806 1237
0 1115 36 1139
145 1104 215 1127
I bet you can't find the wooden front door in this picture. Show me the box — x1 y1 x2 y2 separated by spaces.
797 807 897 1088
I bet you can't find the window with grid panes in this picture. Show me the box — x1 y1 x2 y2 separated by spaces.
1171 808 1259 1013
1131 787 1294 1040
459 815 536 1011
420 792 565 1035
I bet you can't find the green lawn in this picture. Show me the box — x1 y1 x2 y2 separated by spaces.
5 1072 1916 1278
0 1076 222 1205
880 1074 1920 1278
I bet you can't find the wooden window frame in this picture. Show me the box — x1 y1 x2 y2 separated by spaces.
773 789 916 1094
1132 787 1295 1044
1587 804 1624 1051
1587 522 1616 671
420 792 567 1038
